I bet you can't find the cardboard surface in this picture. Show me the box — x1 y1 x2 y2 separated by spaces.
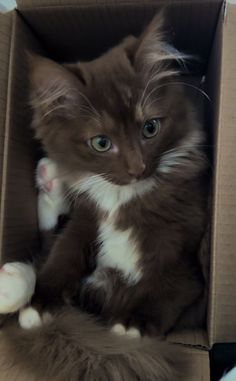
0 12 12 227
16 0 222 71
209 1 236 344
0 12 42 264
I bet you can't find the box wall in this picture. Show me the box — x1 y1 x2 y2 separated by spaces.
0 11 44 264
0 12 12 225
209 2 236 344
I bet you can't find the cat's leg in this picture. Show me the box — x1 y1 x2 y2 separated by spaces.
0 158 68 315
19 206 97 329
81 268 142 338
36 157 70 252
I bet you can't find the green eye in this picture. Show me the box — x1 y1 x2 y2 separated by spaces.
142 118 161 139
89 135 112 152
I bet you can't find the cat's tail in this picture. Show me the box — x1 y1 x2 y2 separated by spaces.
1 307 188 381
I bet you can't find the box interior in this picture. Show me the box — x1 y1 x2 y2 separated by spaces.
0 0 225 350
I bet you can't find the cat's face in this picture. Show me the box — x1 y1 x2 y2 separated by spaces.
30 15 204 189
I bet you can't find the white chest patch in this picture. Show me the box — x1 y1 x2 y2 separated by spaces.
73 174 156 283
97 219 142 284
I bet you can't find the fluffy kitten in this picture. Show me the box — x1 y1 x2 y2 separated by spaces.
1 14 210 381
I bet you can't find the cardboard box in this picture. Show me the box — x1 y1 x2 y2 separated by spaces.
1 0 236 379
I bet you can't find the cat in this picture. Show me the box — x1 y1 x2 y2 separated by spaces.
0 14 210 381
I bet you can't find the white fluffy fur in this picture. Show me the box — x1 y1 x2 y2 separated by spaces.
36 158 69 230
159 131 203 174
0 263 36 314
19 307 42 329
220 367 236 381
111 323 141 339
97 221 142 284
74 175 155 283
75 174 156 213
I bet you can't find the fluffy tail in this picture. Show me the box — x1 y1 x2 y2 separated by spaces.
1 308 187 381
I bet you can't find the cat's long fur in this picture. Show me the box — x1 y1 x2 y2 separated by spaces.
2 14 209 380
1 308 186 381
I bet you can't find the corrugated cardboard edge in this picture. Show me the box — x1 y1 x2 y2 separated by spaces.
210 1 236 344
16 0 222 9
0 12 12 254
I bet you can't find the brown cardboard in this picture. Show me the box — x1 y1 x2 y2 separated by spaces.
1 0 236 379
16 0 222 69
0 11 44 265
209 1 236 345
0 12 12 227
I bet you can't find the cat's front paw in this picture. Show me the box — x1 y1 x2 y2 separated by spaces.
0 263 36 314
111 323 141 339
19 306 52 329
36 158 69 231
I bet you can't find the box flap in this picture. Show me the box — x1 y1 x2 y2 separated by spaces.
168 330 209 349
0 11 12 249
16 0 223 74
15 0 223 8
209 1 236 345
0 11 44 264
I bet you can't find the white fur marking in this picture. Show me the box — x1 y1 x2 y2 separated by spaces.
111 323 126 335
97 221 142 284
19 307 42 329
159 131 203 174
126 327 141 338
220 367 236 381
111 324 141 339
73 175 155 284
0 263 36 314
73 175 156 214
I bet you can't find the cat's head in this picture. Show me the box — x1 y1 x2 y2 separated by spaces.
29 14 205 191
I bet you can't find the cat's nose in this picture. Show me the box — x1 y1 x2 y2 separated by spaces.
128 163 146 179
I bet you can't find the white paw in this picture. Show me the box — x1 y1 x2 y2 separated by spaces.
36 158 59 194
19 307 42 329
111 323 141 339
111 323 126 335
36 158 69 231
0 263 36 314
126 327 141 338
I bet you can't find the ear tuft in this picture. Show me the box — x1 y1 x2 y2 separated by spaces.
135 12 189 81
29 54 79 123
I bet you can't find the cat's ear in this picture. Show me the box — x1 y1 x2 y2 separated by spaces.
135 12 185 80
29 54 80 122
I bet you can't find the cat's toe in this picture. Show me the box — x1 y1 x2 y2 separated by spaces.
19 307 42 329
111 323 141 339
0 263 36 314
36 157 58 192
126 327 141 338
111 323 126 335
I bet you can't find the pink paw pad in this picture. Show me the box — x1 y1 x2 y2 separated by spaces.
36 158 59 195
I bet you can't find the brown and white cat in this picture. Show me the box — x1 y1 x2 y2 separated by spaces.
0 15 210 381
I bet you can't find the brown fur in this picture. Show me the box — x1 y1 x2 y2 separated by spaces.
3 14 210 380
2 308 188 381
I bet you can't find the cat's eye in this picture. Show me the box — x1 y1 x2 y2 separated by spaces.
142 118 161 139
89 135 112 152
